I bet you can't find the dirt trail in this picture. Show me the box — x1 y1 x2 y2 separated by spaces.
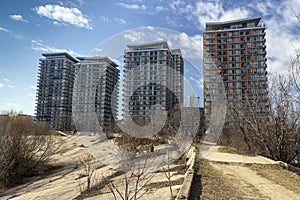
202 145 300 200
212 163 300 200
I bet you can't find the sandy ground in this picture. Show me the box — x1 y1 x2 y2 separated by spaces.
202 145 300 200
212 163 300 200
0 135 187 200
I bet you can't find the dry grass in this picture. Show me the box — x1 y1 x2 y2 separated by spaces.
217 146 238 154
198 159 248 199
249 164 300 194
200 160 300 199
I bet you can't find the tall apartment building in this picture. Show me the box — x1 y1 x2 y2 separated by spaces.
35 53 78 131
171 48 184 104
203 17 268 124
123 41 184 117
72 57 119 132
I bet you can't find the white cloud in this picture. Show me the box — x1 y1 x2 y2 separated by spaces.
3 78 9 82
8 85 13 88
168 0 185 11
155 6 167 12
93 47 102 53
189 76 203 89
29 85 37 90
31 39 81 56
5 103 17 107
0 83 4 88
111 58 121 66
247 0 300 74
192 1 250 30
53 21 61 26
145 26 154 30
116 2 146 10
169 0 193 14
165 16 184 28
9 14 28 23
100 16 109 22
0 27 9 33
34 4 92 29
77 0 85 6
124 30 146 43
168 32 203 60
114 18 128 25
219 7 250 22
29 93 35 97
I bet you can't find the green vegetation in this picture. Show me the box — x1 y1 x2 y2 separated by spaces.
218 146 237 154
191 141 202 149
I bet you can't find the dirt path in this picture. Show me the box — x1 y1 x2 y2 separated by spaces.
211 163 300 200
201 145 300 200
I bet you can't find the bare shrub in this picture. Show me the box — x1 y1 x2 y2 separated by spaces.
77 153 99 193
0 111 61 189
162 151 174 200
104 159 155 200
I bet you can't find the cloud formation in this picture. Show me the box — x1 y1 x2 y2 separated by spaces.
9 14 28 22
29 85 37 90
116 2 146 10
114 18 128 25
31 40 81 56
34 4 92 29
0 27 9 33
191 1 250 30
0 82 4 88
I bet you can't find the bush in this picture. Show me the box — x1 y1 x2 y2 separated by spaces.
0 112 60 189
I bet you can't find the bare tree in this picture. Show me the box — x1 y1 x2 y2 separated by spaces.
225 73 300 165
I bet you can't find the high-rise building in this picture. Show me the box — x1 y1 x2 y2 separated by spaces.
203 17 268 124
123 41 184 117
72 57 119 132
171 48 184 104
35 53 78 131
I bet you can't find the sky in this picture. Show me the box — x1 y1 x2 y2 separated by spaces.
0 0 300 115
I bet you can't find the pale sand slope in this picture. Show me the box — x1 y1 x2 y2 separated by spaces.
0 136 186 200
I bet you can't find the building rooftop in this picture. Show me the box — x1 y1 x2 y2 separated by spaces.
127 41 170 50
42 52 78 63
171 48 182 54
76 56 118 67
205 16 262 31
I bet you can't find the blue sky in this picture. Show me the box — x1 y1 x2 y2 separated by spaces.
0 0 300 115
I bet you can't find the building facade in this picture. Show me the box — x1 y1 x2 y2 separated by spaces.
171 49 184 104
35 53 78 131
73 57 119 132
203 17 268 124
123 41 184 117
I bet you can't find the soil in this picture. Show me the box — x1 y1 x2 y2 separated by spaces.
199 145 300 200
